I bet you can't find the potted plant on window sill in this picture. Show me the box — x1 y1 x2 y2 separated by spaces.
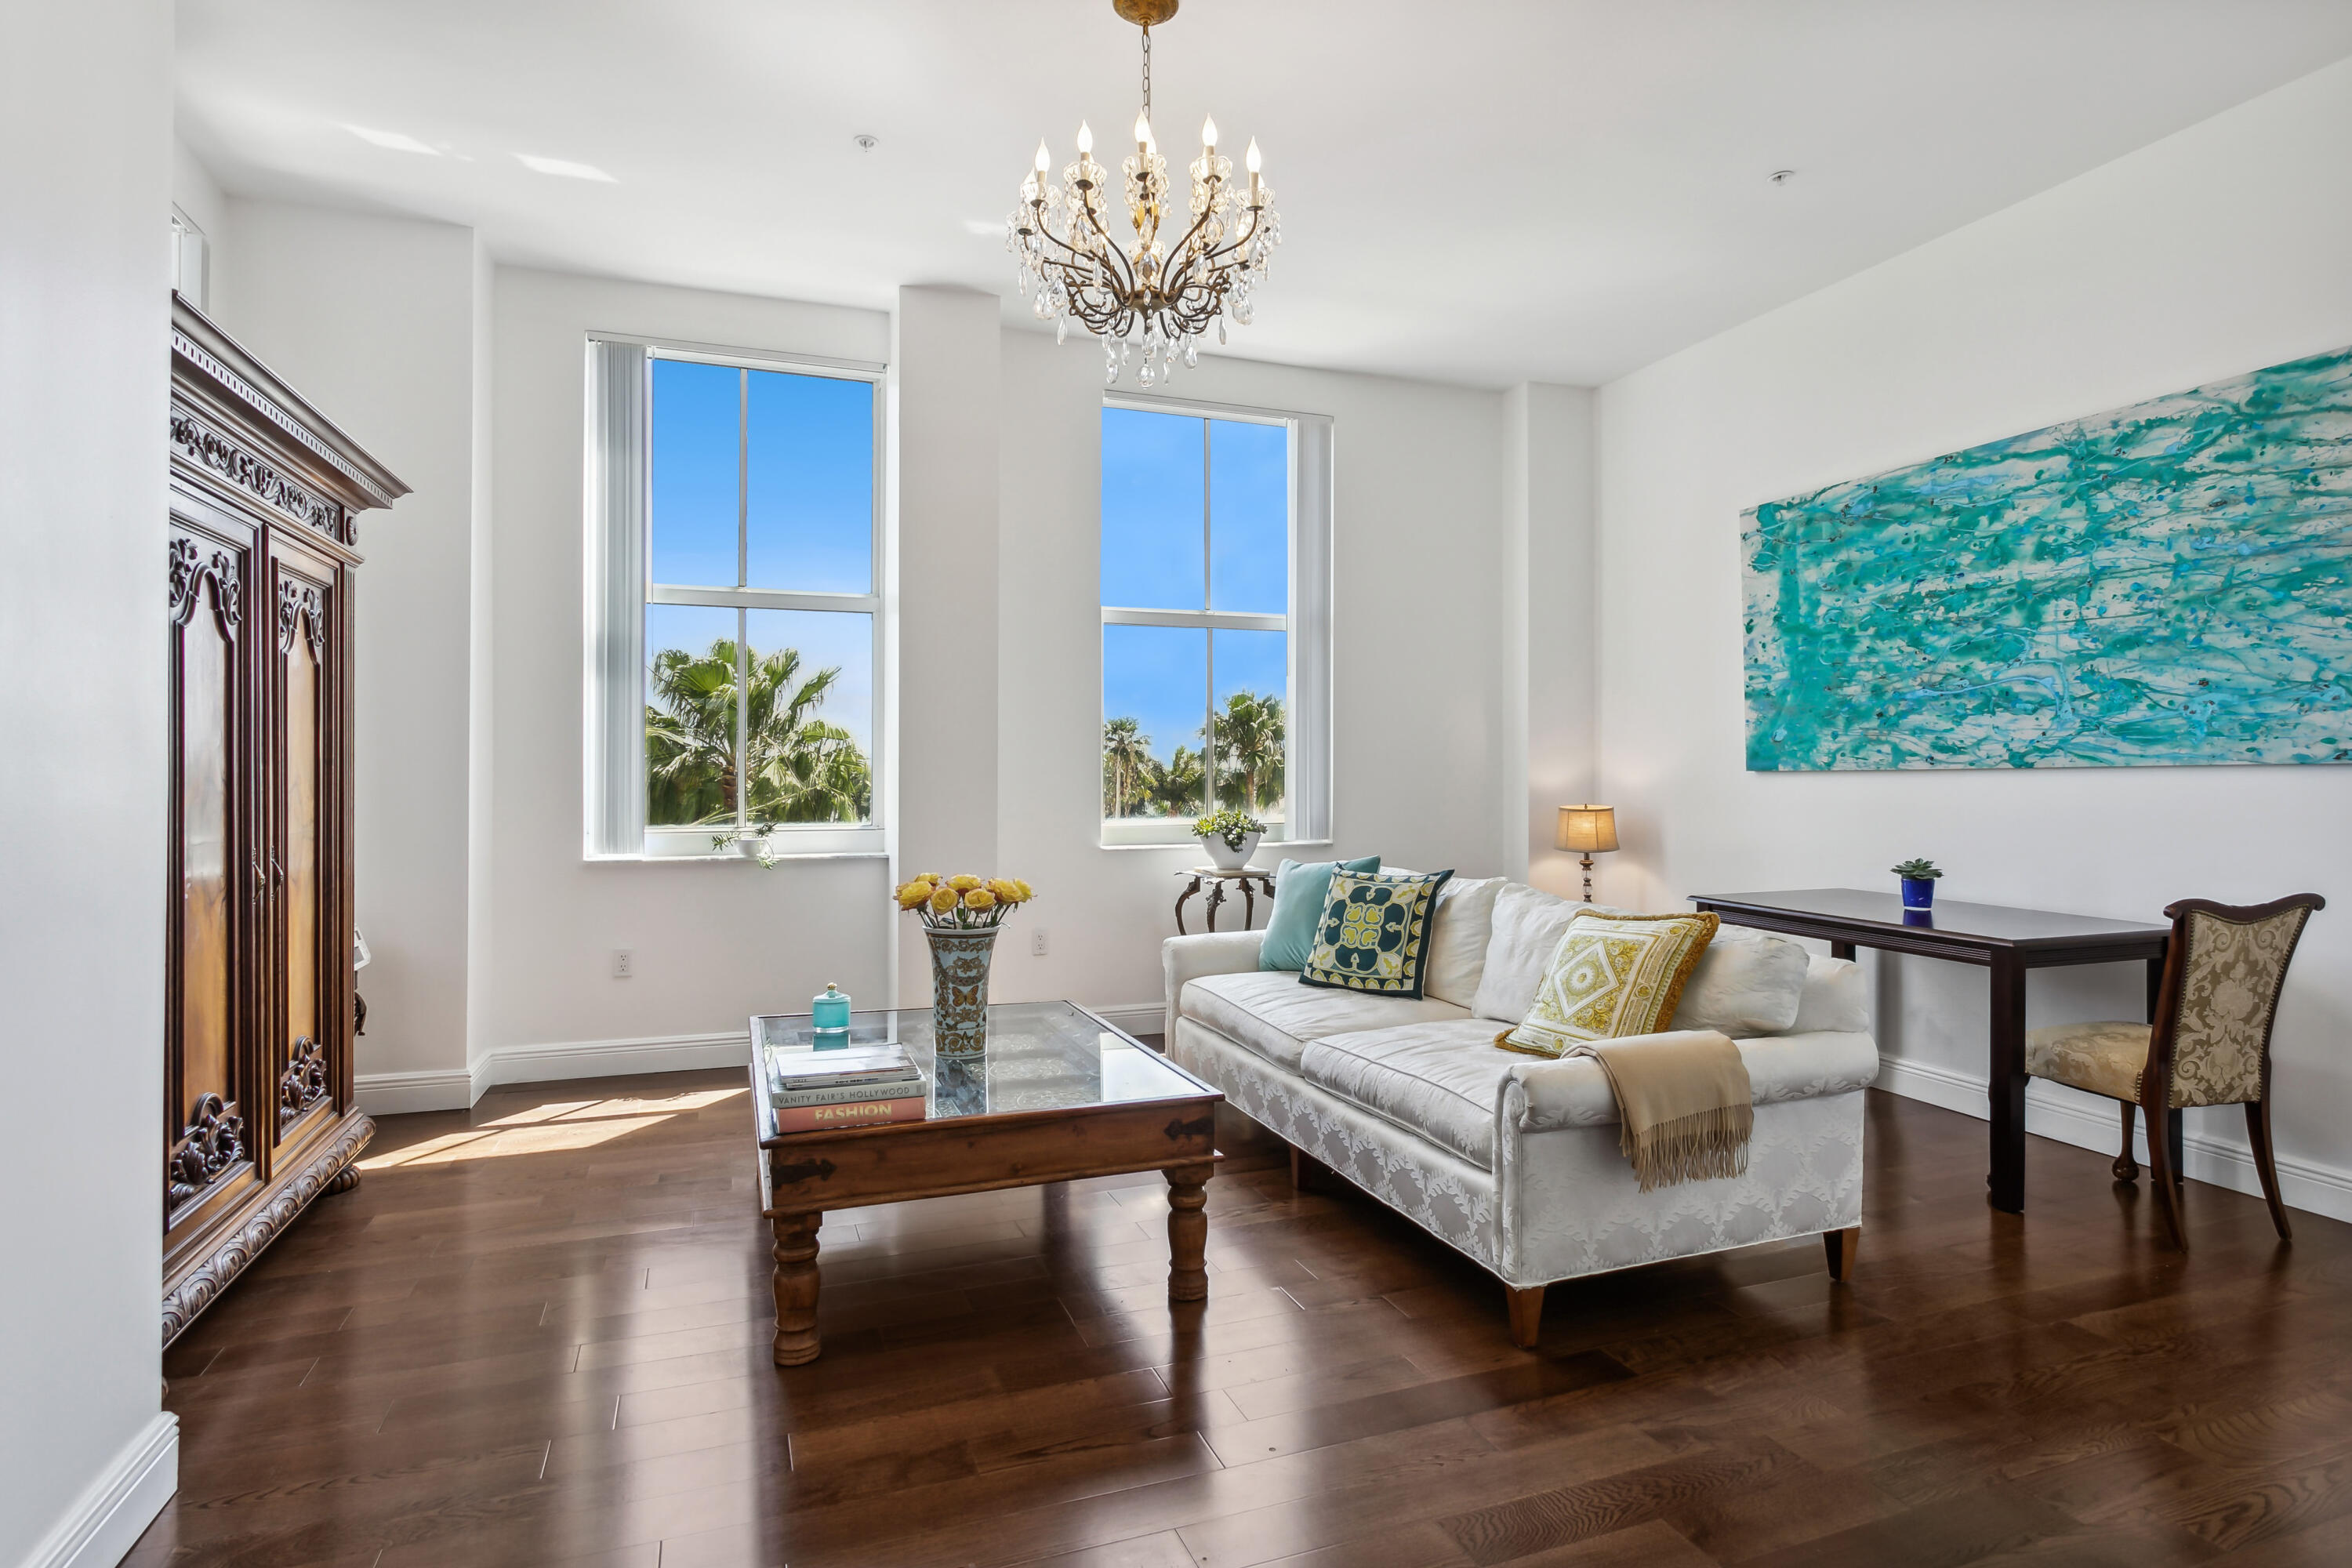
713 819 783 867
1193 809 1265 870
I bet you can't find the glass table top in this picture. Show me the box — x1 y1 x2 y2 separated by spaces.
750 1000 1209 1128
1690 887 2169 943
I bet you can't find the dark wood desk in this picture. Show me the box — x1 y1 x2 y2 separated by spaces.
1689 888 2170 1214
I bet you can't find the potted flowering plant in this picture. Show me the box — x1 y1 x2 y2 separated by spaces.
711 818 782 866
892 874 1036 1055
1192 809 1265 870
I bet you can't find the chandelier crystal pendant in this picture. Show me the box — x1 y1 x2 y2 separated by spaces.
1007 0 1280 387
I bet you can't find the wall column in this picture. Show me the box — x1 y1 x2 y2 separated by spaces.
891 287 1003 1004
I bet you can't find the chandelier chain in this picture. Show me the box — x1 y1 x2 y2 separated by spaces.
1141 27 1151 120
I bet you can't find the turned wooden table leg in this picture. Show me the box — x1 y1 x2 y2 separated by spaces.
1165 1164 1211 1303
772 1211 822 1366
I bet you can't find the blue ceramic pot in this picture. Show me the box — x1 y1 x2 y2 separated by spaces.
1900 876 1937 912
925 927 999 1057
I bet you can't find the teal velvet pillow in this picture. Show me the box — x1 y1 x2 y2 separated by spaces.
1258 855 1381 971
1300 869 1455 998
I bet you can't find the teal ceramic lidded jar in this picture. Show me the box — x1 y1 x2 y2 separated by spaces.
811 982 851 1044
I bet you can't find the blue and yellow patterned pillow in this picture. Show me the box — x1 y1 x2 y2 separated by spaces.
1300 869 1454 997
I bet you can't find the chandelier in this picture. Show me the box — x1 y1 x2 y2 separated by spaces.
1007 0 1280 387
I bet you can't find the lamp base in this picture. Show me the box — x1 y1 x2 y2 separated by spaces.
1581 853 1595 903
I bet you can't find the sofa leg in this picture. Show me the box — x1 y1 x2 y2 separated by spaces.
1823 1226 1860 1282
1504 1285 1544 1348
1289 1144 1310 1193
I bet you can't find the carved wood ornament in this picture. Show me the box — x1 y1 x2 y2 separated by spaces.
169 535 243 634
168 1093 247 1209
171 411 350 546
277 578 328 659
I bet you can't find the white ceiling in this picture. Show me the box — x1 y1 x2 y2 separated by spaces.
177 1 2352 389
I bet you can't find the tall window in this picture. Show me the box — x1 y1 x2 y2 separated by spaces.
586 340 884 858
1100 398 1332 846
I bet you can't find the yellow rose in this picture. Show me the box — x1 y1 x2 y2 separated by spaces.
895 880 934 909
987 879 1022 903
964 887 996 911
927 887 959 916
948 874 982 891
1013 879 1035 901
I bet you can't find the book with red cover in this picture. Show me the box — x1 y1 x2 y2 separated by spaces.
771 1094 927 1134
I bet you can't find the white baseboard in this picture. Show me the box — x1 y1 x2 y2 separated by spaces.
21 1411 178 1568
1874 1053 2352 1225
357 1007 1176 1117
352 1065 476 1116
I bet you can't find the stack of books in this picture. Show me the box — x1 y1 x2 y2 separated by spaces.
767 1043 926 1132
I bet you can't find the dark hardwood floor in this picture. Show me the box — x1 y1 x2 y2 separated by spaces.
130 1061 2352 1567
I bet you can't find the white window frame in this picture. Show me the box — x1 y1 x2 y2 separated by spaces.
1099 393 1333 849
585 335 888 861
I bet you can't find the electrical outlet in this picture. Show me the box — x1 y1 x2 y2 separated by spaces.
1032 928 1049 956
612 949 633 979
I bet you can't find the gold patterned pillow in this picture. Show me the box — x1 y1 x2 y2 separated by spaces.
1300 869 1454 997
1498 910 1720 1056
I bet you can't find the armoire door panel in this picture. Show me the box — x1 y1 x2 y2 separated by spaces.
168 528 252 1218
274 569 335 1141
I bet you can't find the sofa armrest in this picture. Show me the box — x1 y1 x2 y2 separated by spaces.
1163 931 1266 1045
1505 1028 1881 1133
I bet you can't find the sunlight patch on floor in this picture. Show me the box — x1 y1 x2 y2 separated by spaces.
361 1087 747 1168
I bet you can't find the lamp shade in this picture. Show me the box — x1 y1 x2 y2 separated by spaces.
1555 804 1618 855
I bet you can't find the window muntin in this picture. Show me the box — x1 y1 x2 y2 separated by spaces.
599 346 882 857
1100 402 1298 840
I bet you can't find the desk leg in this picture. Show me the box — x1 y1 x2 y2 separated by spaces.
772 1212 822 1366
1831 940 1857 961
1988 956 2027 1213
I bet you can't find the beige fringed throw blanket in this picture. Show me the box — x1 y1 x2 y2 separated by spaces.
1566 1029 1753 1191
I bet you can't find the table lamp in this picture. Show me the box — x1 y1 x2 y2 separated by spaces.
1555 804 1618 903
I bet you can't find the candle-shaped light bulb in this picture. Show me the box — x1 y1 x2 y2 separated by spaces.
1035 140 1051 174
1245 137 1261 174
1201 114 1218 152
1076 119 1093 154
1134 110 1154 151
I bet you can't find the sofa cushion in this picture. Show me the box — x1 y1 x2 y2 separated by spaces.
1501 911 1720 1056
1671 932 1810 1037
1793 955 1870 1035
1513 1029 1882 1133
1181 969 1468 1074
1423 876 1504 1009
1472 884 1635 1022
1302 869 1453 998
1301 1019 1516 1168
1259 855 1381 971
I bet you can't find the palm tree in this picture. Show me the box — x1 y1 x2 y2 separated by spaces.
647 638 871 826
1210 690 1285 814
1152 744 1205 816
1102 716 1152 818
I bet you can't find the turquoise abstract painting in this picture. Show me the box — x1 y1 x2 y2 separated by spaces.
1744 344 2352 771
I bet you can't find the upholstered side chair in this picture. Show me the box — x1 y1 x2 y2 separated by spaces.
2024 895 2322 1250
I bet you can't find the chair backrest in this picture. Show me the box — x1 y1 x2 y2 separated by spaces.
2153 895 2324 1108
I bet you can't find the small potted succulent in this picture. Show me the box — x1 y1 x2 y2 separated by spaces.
1891 858 1942 913
1192 808 1265 870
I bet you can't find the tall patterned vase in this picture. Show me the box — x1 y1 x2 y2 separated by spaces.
925 927 998 1058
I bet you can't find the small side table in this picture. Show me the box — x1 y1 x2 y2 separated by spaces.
1174 866 1276 935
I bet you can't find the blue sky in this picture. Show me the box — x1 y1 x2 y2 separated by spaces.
1102 408 1288 764
645 376 1286 776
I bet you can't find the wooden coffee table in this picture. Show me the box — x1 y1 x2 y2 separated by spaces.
748 1000 1222 1365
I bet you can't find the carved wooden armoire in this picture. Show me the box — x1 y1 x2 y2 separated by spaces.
163 297 408 1344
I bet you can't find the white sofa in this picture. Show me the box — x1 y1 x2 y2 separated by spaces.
1162 880 1880 1345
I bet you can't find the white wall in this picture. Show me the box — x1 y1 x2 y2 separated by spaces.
1503 384 1600 898
1 2 180 1563
994 331 1516 1010
485 268 893 1065
1594 58 2352 1216
216 202 489 1099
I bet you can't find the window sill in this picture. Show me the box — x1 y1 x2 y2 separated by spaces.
1096 839 1330 855
586 850 891 865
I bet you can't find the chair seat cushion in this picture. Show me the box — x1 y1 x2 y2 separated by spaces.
1301 1020 1516 1169
1181 971 1468 1075
2026 1021 2150 1102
